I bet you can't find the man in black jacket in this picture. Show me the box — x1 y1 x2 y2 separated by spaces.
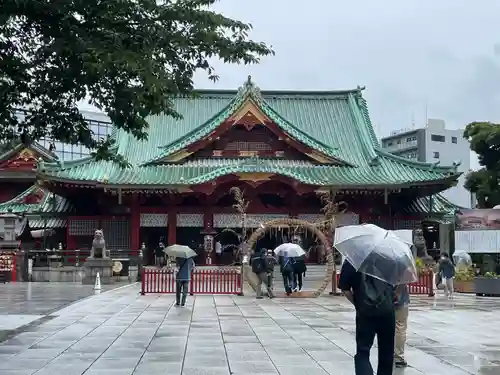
339 260 395 375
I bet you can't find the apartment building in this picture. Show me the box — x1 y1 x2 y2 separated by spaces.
381 118 473 208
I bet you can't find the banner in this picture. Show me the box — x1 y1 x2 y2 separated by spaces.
456 209 500 230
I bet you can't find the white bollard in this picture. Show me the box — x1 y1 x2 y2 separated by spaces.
94 272 102 291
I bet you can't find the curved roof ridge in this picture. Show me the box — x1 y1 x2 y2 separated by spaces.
142 77 356 166
41 154 98 171
346 93 379 162
355 94 380 148
0 184 74 214
140 99 241 166
0 185 39 207
193 87 366 97
375 148 459 172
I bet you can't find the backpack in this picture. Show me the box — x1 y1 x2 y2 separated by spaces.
251 257 265 274
265 256 276 272
356 274 394 316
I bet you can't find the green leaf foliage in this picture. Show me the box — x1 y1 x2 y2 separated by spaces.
463 122 500 207
0 0 274 166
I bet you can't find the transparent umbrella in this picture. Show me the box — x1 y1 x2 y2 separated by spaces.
164 244 197 259
334 224 418 285
273 243 305 257
453 250 472 267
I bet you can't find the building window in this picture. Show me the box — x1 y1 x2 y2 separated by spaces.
431 134 445 142
452 136 457 144
433 151 440 159
387 141 393 146
397 139 401 144
39 119 112 161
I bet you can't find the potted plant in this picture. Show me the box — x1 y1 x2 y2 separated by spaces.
475 272 500 296
454 267 475 293
415 257 433 275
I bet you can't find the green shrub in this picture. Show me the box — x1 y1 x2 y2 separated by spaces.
455 268 474 281
483 272 499 279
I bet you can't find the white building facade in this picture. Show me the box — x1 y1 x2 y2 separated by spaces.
381 119 474 208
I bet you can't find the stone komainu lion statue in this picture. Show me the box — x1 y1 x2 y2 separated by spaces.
89 229 108 259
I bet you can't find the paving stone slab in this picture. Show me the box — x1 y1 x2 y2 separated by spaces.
0 285 499 374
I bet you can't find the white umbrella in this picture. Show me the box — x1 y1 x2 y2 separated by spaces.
273 243 305 257
335 224 413 246
453 250 472 267
164 244 197 259
334 224 418 285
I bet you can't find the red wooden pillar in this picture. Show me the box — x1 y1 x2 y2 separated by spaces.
167 210 177 245
130 196 140 252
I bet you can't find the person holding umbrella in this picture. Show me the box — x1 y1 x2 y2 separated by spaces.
292 254 307 292
274 243 305 295
335 224 418 375
164 244 196 307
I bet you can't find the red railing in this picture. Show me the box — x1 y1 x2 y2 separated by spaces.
408 272 434 296
141 267 242 295
332 271 434 297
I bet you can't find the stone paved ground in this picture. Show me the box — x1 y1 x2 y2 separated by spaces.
0 282 132 342
0 284 499 375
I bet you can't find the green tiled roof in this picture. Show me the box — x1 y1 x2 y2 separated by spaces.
404 194 460 215
0 185 74 214
28 218 67 229
37 78 460 188
38 158 458 188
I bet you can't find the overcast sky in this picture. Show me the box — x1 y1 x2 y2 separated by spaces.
83 0 500 169
193 0 500 169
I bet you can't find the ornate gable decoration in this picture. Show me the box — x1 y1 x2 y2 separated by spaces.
237 75 264 104
0 148 39 171
155 76 343 165
0 142 56 171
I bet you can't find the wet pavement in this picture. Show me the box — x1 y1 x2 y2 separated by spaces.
0 285 498 374
0 282 134 343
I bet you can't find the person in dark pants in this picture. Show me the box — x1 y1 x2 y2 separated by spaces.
279 252 296 295
175 257 195 307
293 255 307 292
338 260 396 375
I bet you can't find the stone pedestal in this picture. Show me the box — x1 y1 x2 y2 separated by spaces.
82 258 115 285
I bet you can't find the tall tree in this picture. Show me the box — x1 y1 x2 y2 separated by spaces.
0 0 273 166
463 122 500 207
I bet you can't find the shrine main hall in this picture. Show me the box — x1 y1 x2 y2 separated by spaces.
0 77 459 262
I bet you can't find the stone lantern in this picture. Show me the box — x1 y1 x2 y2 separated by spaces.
0 209 21 248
